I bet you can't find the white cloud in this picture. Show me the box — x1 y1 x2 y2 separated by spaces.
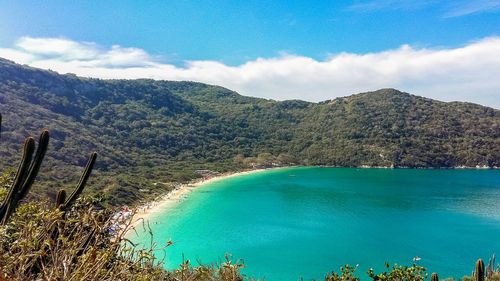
15 37 100 60
1 36 500 108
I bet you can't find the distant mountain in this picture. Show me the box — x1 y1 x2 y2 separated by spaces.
0 58 498 205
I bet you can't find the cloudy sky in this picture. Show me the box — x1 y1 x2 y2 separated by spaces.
1 0 500 108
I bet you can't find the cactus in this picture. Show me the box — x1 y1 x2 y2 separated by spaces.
0 136 36 224
0 129 50 224
494 254 497 273
488 258 493 278
55 189 67 208
18 130 49 199
63 152 97 210
1 112 102 273
1 112 98 224
476 259 485 281
431 272 439 281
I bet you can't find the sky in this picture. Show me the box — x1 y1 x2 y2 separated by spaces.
0 0 500 108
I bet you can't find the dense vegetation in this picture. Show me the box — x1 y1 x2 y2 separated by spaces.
1 58 499 280
0 57 499 205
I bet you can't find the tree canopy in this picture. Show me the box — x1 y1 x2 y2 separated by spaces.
0 58 498 205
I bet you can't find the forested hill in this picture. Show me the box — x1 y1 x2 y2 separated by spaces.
0 58 499 205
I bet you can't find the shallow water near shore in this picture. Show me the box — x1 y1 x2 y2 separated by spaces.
130 167 500 280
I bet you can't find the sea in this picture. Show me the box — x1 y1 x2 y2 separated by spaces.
130 167 500 280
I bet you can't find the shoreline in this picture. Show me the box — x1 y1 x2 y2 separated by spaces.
129 167 285 228
126 164 497 230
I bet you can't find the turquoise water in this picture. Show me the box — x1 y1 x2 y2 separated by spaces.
130 167 500 280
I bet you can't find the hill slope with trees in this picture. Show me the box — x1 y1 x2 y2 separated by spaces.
0 58 498 205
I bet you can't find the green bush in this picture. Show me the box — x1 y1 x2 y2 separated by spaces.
323 264 360 281
367 262 427 281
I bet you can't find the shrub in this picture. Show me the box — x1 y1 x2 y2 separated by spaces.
367 262 427 281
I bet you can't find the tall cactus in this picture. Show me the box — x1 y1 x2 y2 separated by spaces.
488 258 493 278
493 254 497 273
19 130 49 199
63 151 98 210
0 136 37 224
0 129 50 224
1 112 98 223
431 272 439 281
476 259 485 281
0 130 49 224
487 254 498 276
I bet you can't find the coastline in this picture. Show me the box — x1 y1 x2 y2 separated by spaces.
129 167 283 229
125 164 497 230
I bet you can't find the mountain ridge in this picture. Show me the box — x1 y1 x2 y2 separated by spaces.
0 58 498 205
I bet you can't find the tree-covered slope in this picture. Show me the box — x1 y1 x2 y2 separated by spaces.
0 58 498 205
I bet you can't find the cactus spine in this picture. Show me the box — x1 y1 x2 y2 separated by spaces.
476 259 485 281
431 272 438 281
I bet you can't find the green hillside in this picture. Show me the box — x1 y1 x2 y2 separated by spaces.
0 58 498 205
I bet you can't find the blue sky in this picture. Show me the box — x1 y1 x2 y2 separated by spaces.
1 0 500 107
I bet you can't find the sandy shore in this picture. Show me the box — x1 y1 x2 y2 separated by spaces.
129 168 277 228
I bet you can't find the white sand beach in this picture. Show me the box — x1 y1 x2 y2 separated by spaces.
129 168 276 228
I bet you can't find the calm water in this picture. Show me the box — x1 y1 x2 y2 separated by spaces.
130 167 500 280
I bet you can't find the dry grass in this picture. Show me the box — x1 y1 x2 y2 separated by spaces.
0 184 248 281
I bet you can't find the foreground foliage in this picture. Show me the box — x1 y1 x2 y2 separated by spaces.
0 173 249 281
321 260 500 281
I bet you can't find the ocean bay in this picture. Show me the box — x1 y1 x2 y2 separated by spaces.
131 167 500 280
